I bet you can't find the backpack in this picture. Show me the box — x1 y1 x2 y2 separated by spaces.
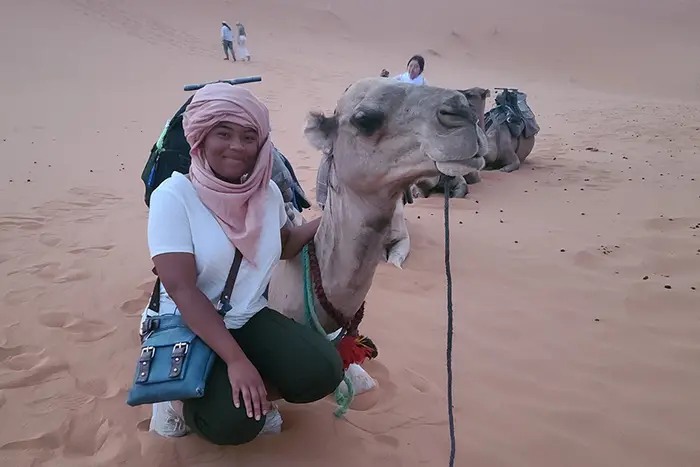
140 95 311 212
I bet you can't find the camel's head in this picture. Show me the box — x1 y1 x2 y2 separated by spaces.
304 77 487 198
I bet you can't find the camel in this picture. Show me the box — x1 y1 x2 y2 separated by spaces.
477 87 538 172
410 87 490 199
410 87 540 199
267 77 486 393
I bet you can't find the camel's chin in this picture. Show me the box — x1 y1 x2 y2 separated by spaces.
436 156 484 176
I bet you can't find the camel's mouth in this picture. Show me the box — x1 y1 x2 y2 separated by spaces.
423 122 486 176
435 155 485 176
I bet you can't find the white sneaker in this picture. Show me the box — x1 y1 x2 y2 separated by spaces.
149 401 189 438
257 403 283 436
149 401 281 439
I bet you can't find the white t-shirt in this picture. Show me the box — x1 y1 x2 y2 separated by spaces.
394 72 426 85
142 172 288 330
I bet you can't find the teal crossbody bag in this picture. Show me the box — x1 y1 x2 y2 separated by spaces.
126 249 243 406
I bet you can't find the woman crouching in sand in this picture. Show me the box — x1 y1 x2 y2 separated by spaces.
143 83 344 444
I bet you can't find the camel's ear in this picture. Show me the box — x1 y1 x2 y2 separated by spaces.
304 111 338 153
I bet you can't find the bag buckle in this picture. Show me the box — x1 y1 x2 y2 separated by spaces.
169 342 189 378
217 300 232 313
141 346 155 359
173 342 189 357
136 346 155 383
140 318 160 335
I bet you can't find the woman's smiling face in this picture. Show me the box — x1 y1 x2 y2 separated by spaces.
202 121 260 182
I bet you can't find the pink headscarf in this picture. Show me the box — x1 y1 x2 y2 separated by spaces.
182 83 274 264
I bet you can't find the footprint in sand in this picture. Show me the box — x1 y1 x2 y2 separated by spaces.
53 268 92 284
136 417 153 432
0 347 69 390
375 434 401 449
74 213 107 224
138 279 158 293
29 394 98 419
8 262 90 284
0 407 125 461
74 376 123 400
347 362 398 412
3 285 48 306
120 297 147 317
402 368 440 395
0 215 46 232
0 422 64 451
38 311 117 343
0 343 41 363
4 351 44 371
38 232 61 247
61 410 139 461
7 262 61 280
119 286 153 317
68 244 115 258
344 363 447 435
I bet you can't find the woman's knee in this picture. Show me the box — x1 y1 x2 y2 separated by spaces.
183 399 264 446
236 308 345 404
283 347 344 404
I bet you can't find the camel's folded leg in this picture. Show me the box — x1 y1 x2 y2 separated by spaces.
412 177 437 198
464 171 481 184
386 236 410 269
499 149 521 173
447 176 469 198
383 199 411 269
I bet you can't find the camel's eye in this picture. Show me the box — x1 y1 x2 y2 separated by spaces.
350 108 385 136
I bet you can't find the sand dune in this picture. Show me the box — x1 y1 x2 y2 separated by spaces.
1 0 699 466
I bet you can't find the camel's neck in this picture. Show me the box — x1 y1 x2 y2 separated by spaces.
312 184 396 332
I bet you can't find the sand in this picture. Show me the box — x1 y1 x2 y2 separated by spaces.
1 0 699 465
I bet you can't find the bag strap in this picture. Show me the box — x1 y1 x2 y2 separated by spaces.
148 248 244 317
216 248 243 316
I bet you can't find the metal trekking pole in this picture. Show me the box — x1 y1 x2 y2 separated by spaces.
183 76 262 91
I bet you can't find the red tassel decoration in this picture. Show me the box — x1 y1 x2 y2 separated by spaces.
337 334 379 369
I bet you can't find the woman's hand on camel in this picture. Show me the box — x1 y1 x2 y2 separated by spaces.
227 356 271 420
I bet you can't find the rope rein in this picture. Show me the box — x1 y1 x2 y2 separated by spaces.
444 188 456 467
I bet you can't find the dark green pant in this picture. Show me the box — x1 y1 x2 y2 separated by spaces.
182 307 344 445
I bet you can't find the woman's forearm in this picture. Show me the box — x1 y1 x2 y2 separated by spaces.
171 287 246 365
281 217 321 259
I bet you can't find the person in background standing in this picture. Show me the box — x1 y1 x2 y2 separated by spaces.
236 21 251 61
222 21 236 61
